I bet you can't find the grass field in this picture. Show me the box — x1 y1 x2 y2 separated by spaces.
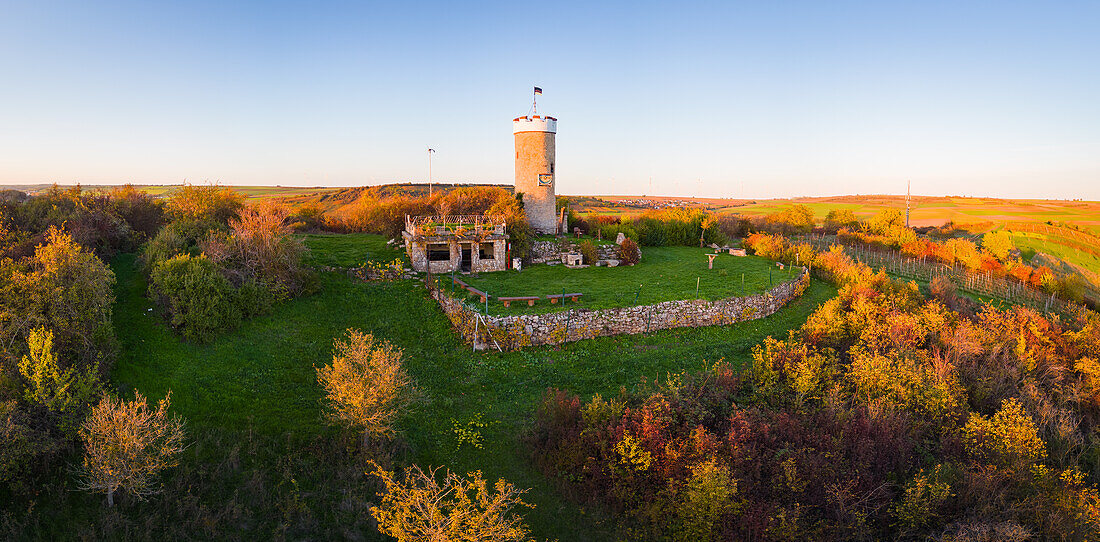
299 232 406 267
456 247 788 316
10 235 837 540
1010 230 1100 270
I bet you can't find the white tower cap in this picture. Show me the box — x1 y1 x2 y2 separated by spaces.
513 115 557 134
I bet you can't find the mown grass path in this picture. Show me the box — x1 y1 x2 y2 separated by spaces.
99 247 837 540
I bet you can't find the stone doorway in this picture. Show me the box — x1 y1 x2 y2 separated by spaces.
460 244 472 273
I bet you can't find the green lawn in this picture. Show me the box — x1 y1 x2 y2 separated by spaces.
456 246 793 316
12 234 837 540
299 232 406 268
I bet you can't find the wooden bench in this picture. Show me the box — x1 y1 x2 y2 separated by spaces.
546 293 583 304
498 296 539 308
451 277 488 303
466 286 489 303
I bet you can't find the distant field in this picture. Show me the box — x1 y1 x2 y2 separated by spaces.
10 183 1097 235
577 194 1100 234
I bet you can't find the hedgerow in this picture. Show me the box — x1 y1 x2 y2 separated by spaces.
532 239 1100 540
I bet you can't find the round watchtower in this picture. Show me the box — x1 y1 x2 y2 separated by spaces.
513 114 557 234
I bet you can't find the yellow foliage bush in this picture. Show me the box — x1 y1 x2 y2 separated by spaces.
616 431 653 472
848 349 966 423
369 462 533 542
964 398 1045 468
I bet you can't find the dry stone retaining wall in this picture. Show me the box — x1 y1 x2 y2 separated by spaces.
530 240 622 264
432 268 810 351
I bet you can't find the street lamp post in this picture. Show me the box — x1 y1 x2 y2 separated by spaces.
427 148 436 197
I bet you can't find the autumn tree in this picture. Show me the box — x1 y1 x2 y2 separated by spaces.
699 216 716 247
824 209 859 233
765 204 814 234
675 459 740 542
166 184 243 225
942 238 981 270
369 462 533 542
863 208 904 236
317 329 413 443
488 192 534 259
78 391 185 506
982 230 1015 261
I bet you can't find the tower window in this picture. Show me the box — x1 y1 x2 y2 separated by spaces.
550 163 554 174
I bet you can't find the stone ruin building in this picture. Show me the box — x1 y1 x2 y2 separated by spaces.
402 214 509 273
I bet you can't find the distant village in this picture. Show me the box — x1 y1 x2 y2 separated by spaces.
611 198 698 209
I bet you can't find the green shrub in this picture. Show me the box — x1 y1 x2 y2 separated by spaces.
142 218 218 269
236 280 283 318
0 400 63 495
578 240 598 265
289 204 326 231
893 465 953 534
1 227 117 366
599 222 638 244
150 254 241 342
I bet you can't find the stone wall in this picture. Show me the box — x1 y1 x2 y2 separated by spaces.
431 268 810 351
530 239 625 265
318 265 417 281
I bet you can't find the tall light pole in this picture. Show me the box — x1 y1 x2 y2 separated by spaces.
905 179 911 228
427 148 436 197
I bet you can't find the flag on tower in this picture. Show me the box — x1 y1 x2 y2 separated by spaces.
533 86 542 95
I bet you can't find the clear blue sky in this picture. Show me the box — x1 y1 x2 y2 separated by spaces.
1 1 1098 199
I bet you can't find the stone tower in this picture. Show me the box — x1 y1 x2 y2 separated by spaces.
513 111 557 234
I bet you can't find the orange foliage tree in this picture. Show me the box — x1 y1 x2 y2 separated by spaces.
316 329 414 443
77 391 185 506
